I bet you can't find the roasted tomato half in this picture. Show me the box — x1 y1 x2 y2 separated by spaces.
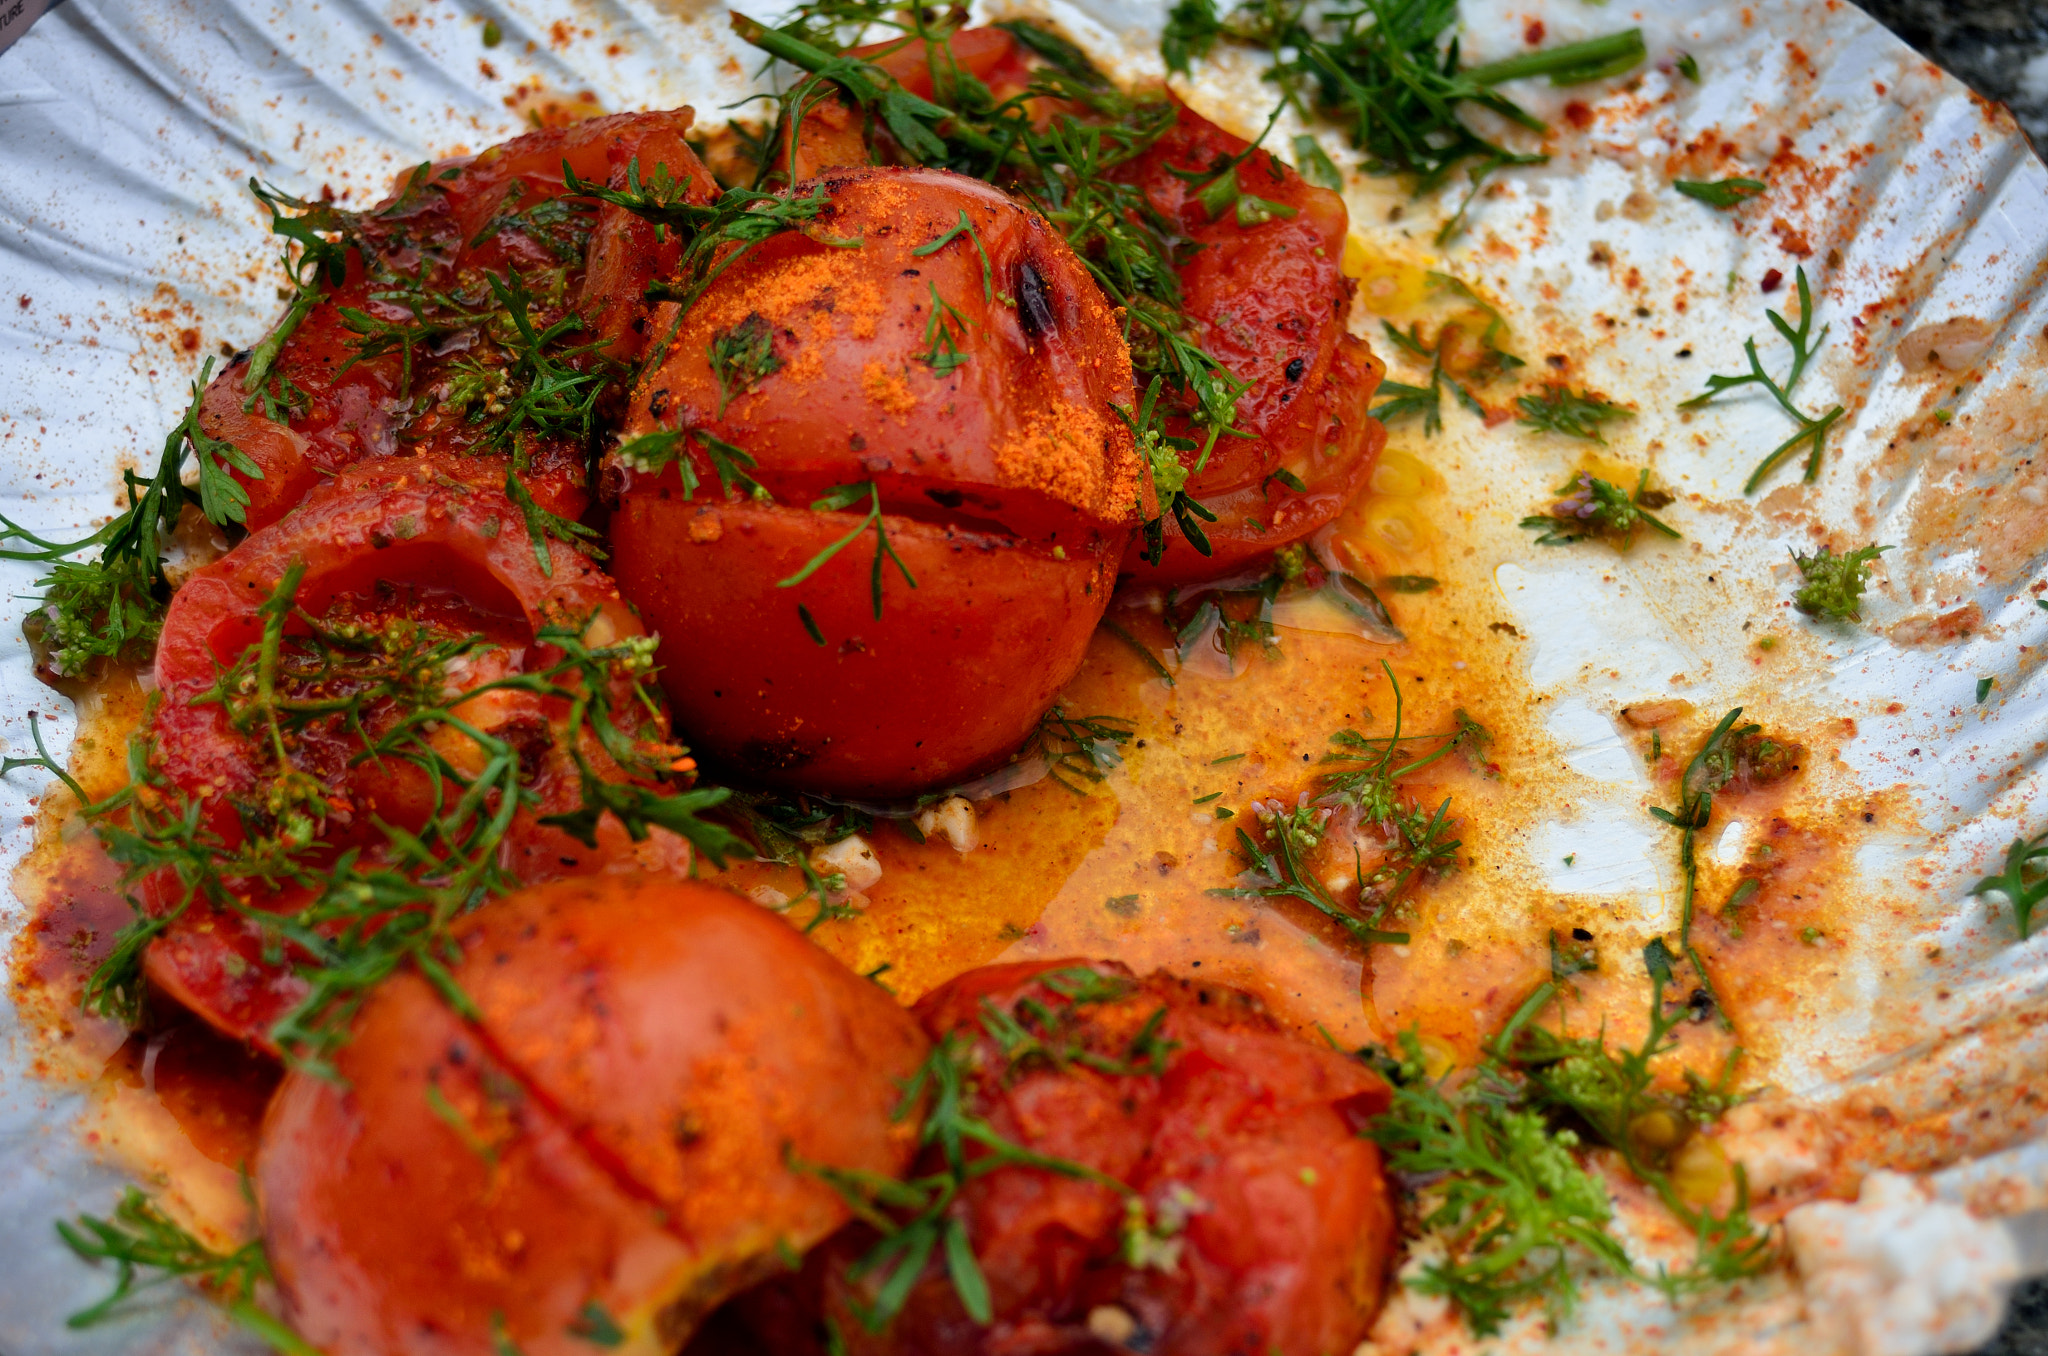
610 166 1141 797
259 875 930 1356
1111 101 1385 581
198 109 716 531
728 959 1397 1356
140 458 689 1049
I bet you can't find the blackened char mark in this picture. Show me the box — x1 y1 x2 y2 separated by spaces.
1016 260 1056 341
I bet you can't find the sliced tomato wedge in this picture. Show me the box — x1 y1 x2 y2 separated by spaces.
1124 331 1386 581
140 457 678 1049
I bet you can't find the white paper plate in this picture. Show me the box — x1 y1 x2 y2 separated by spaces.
1 1 2043 1352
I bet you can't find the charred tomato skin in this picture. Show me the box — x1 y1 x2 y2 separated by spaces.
739 959 1397 1356
258 875 931 1356
611 166 1141 797
140 458 665 1050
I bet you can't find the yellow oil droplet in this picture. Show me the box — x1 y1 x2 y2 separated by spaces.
1416 1032 1459 1081
1364 503 1426 553
1346 239 1433 315
1369 450 1434 499
1670 1134 1733 1207
1340 233 1371 280
1628 1108 1685 1152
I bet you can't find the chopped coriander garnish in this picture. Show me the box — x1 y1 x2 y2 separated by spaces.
1675 52 1700 80
1790 542 1888 620
1193 791 1223 805
1977 676 1995 704
1210 752 1246 765
1680 266 1846 493
1381 574 1439 593
1674 177 1767 208
1105 893 1141 916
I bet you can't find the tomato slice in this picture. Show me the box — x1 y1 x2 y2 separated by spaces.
1123 331 1387 581
1111 100 1354 497
200 110 710 532
140 457 674 1049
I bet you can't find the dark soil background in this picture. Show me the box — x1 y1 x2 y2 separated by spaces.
1851 2 2043 1352
1858 0 2047 149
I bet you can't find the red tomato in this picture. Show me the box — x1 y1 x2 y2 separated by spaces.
781 28 1034 179
610 166 1141 795
1111 101 1384 581
732 960 1397 1356
259 875 930 1355
201 110 713 531
140 457 676 1049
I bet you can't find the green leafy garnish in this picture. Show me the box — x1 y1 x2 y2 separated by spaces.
1520 471 1679 547
796 1020 1138 1330
776 480 918 622
1514 385 1634 442
2 356 262 678
1674 177 1767 208
1020 706 1135 793
916 283 973 375
1970 830 2047 940
1159 0 1644 242
1675 53 1700 81
729 7 1250 565
1680 267 1846 493
1370 948 1772 1335
5 570 740 1066
57 1189 317 1353
1790 542 1887 620
708 312 784 416
1644 710 1795 1024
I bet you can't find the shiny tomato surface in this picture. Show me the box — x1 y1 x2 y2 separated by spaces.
611 166 1140 795
259 876 929 1356
141 458 670 1048
1111 101 1385 580
729 960 1397 1356
199 109 712 532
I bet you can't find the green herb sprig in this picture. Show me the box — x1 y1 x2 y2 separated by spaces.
1674 177 1767 208
57 1189 318 1354
1160 0 1645 243
1970 830 2047 940
776 480 918 624
1520 471 1679 547
1680 268 1846 493
1790 542 1887 620
1515 385 1634 442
